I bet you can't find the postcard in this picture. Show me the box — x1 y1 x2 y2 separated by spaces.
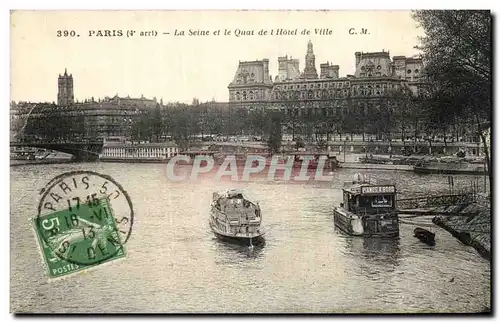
10 10 491 314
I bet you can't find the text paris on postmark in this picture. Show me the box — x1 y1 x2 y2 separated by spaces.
33 171 134 278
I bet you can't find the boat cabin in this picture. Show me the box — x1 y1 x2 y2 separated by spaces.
212 190 261 230
226 189 245 199
341 183 397 215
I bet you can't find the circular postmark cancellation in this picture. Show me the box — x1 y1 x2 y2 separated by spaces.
34 171 134 274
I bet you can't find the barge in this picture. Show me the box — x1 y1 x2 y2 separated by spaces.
333 174 399 238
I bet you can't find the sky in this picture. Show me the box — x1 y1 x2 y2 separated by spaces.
10 10 425 104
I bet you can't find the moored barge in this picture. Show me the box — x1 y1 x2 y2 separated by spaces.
333 174 399 237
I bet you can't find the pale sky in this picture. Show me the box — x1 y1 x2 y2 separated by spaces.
10 10 424 104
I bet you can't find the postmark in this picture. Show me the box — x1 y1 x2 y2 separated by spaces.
34 171 134 278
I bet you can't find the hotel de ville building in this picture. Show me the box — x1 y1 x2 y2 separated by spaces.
227 41 424 118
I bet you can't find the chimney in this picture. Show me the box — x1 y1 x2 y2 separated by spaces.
332 65 339 78
355 52 362 67
320 63 329 79
262 59 270 80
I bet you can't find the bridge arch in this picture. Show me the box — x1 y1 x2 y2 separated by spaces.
11 141 104 161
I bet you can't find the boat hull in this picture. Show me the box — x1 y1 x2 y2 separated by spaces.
333 207 399 238
333 208 364 236
211 230 265 246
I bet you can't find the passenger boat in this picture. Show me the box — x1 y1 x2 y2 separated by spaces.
333 174 399 237
209 189 265 246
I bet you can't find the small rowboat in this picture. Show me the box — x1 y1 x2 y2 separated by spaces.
414 227 436 246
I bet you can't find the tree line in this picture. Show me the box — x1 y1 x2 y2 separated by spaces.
128 88 473 147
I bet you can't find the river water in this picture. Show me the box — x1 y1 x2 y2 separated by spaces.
10 162 490 313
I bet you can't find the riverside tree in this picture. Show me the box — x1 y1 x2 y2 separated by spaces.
266 111 283 154
412 10 491 177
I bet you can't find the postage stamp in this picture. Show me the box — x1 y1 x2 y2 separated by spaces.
34 170 134 278
33 197 125 278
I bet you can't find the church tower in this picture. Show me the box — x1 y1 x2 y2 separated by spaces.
57 68 74 106
303 40 318 79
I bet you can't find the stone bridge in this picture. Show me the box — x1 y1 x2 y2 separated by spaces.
11 141 104 161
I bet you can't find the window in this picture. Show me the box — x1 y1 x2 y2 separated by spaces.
407 69 412 74
361 66 365 71
415 69 419 74
377 65 381 70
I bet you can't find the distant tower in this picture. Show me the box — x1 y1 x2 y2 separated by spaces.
57 68 74 106
303 40 318 79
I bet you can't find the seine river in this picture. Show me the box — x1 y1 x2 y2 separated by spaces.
10 162 490 313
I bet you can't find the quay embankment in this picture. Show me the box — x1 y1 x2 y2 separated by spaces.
10 158 75 167
340 162 414 171
432 195 491 261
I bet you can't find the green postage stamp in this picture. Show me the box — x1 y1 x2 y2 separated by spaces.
33 197 126 279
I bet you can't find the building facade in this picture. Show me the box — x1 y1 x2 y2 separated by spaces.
227 42 424 114
10 95 159 141
101 137 179 162
11 68 163 142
